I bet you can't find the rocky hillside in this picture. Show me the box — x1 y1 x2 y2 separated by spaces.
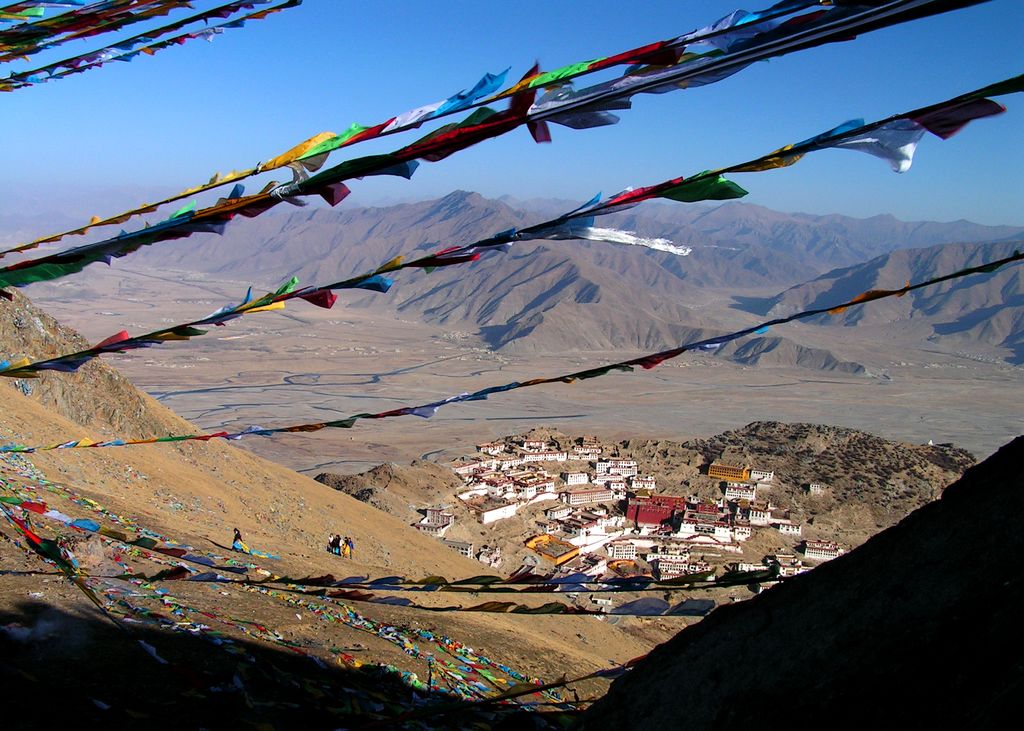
0 292 492 579
584 436 1023 729
320 422 974 569
623 421 975 538
0 291 657 725
711 336 866 374
0 288 175 436
314 460 463 518
754 239 1024 363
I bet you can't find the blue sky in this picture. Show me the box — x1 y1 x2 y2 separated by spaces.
1 0 1021 225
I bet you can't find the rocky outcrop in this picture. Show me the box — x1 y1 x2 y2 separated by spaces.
0 288 182 436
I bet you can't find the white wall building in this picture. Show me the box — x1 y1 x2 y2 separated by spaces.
631 475 657 491
524 451 568 463
545 505 572 520
804 540 843 561
769 553 808 577
654 555 710 579
775 521 802 536
606 541 638 560
561 487 615 506
563 472 589 486
476 502 518 524
750 468 774 483
486 483 511 499
678 519 734 542
597 459 638 478
443 540 474 557
749 506 771 526
724 482 757 501
452 461 485 477
514 483 538 501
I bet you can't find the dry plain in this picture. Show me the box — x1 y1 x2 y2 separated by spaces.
24 262 1024 473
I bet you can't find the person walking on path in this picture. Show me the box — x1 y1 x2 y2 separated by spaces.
328 534 341 555
341 537 351 559
345 536 355 559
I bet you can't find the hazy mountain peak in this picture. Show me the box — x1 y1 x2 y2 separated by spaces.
435 189 487 208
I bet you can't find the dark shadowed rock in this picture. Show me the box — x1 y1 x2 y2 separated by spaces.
583 436 1023 729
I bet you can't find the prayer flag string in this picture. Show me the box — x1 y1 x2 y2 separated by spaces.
0 1 186 58
1 74 1018 375
0 67 1017 298
3 247 1019 454
0 0 986 258
0 0 301 89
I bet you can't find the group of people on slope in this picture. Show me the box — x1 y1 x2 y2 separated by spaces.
328 534 354 558
230 528 354 559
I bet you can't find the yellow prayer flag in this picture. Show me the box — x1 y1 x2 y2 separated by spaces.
244 302 286 314
261 131 337 171
374 256 405 274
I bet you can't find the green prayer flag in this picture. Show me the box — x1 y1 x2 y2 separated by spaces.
275 276 300 296
324 418 358 429
659 173 749 203
301 122 370 159
169 201 197 219
528 61 596 88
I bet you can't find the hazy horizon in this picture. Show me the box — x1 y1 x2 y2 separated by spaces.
2 1 1021 227
3 182 1024 231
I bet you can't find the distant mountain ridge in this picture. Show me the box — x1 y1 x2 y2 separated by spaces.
125 191 1023 286
752 239 1024 363
20 191 1020 365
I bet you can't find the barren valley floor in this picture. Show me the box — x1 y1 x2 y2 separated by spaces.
25 264 1023 473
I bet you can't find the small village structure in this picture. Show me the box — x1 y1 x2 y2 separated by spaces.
562 486 615 506
707 462 750 481
526 534 580 566
413 506 455 537
443 539 474 558
723 481 757 501
768 552 809 577
445 433 831 583
803 540 844 561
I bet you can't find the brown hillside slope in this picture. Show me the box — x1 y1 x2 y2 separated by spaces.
0 288 478 578
583 436 1024 729
1 290 653 698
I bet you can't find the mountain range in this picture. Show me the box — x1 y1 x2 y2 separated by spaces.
11 192 1024 366
744 239 1024 363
